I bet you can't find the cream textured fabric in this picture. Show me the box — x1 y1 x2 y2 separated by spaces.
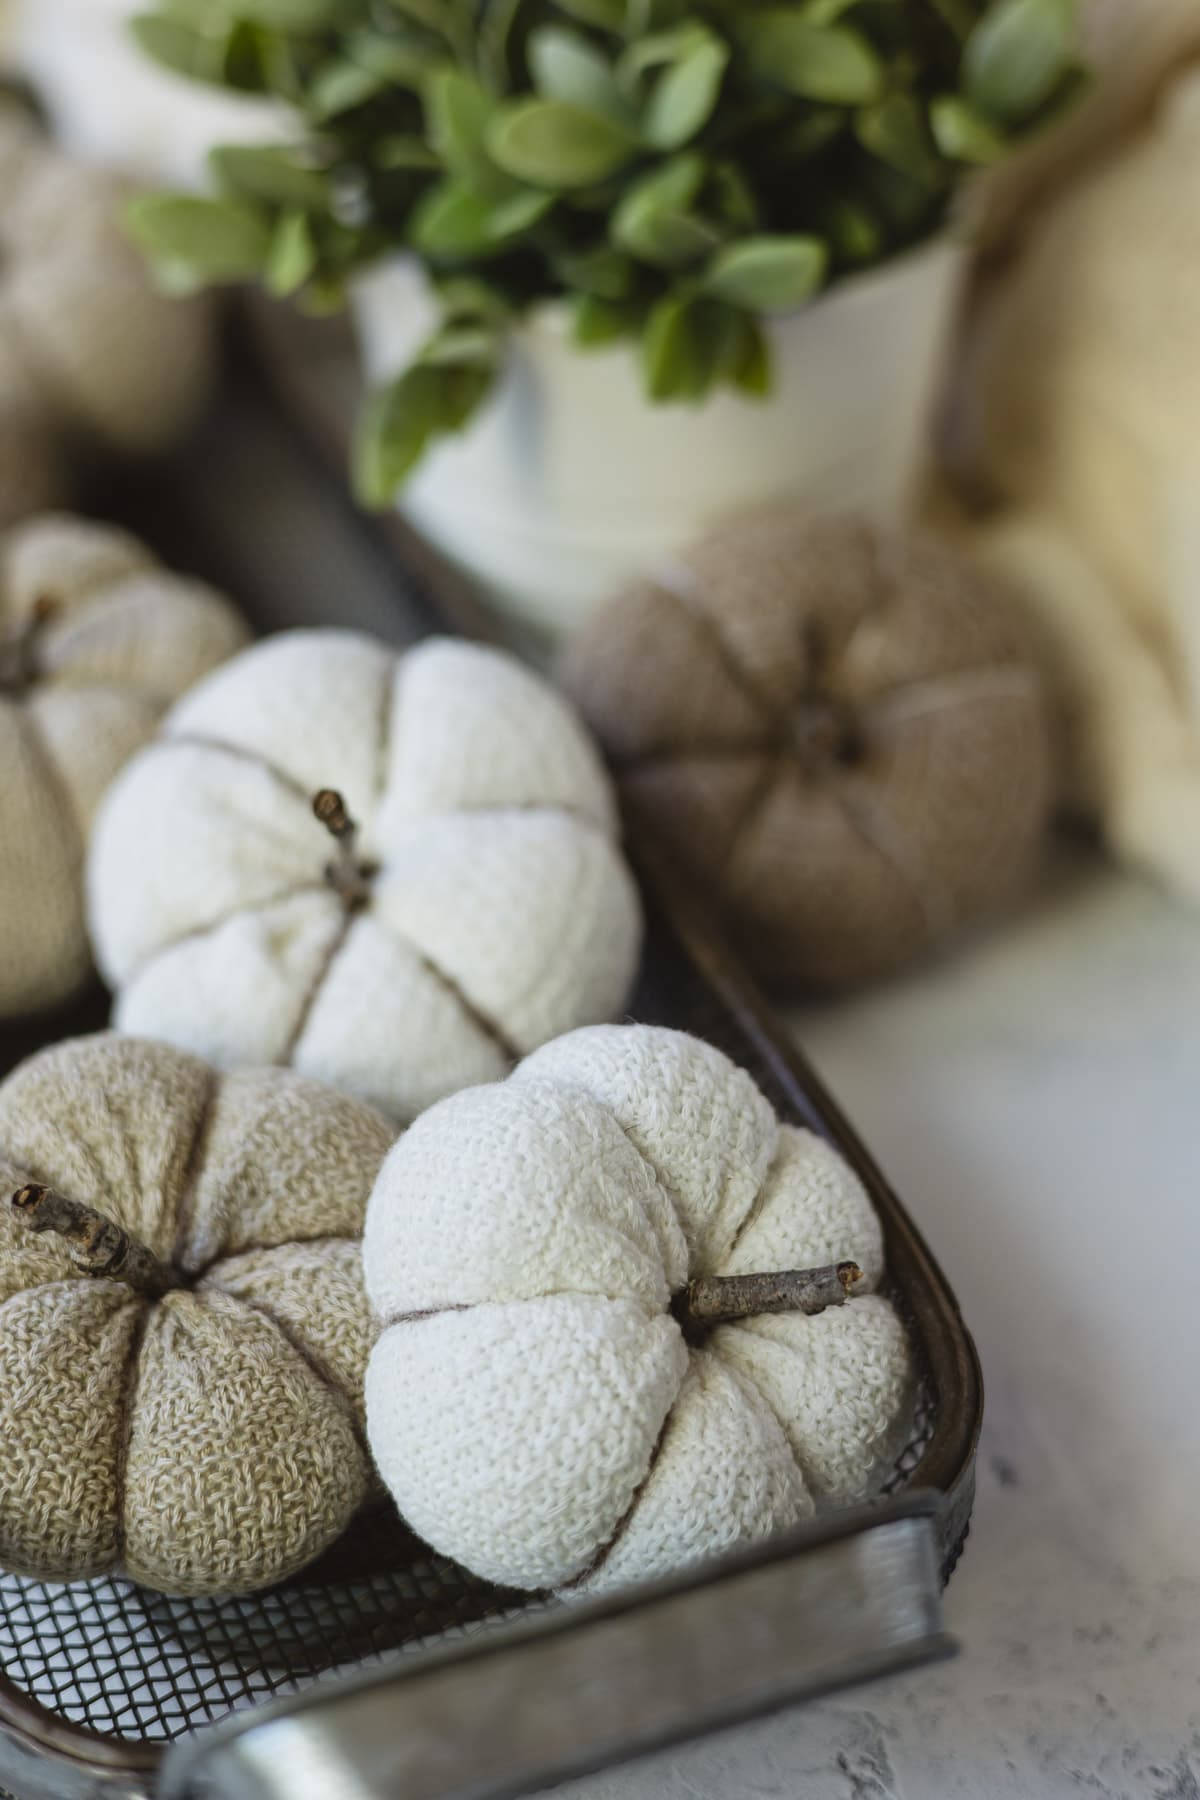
0 1033 393 1596
88 630 643 1123
0 1036 392 1598
947 2 1200 904
0 102 214 525
0 514 249 1019
364 1025 913 1597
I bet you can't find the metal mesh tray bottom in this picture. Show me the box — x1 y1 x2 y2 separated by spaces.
0 1370 934 1746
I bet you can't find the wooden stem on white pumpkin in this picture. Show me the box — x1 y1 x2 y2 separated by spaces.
678 1260 865 1329
0 596 57 694
312 788 372 909
10 1184 184 1299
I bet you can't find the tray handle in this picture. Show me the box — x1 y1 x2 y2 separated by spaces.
160 1495 954 1800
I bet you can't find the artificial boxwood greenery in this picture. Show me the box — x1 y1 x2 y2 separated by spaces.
128 0 1082 498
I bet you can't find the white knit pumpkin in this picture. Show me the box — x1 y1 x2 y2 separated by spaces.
0 515 249 1019
0 99 214 524
88 631 643 1122
364 1025 914 1597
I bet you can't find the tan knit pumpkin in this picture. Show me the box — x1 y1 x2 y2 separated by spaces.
0 514 249 1020
561 511 1055 991
0 99 214 524
0 1033 394 1596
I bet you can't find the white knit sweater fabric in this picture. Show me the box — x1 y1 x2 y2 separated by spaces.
88 631 643 1122
0 515 248 1018
364 1025 913 1597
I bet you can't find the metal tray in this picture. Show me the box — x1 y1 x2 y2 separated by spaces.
0 311 982 1800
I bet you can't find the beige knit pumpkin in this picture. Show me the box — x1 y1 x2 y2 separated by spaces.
0 514 249 1019
561 510 1055 991
0 99 214 524
0 1033 393 1596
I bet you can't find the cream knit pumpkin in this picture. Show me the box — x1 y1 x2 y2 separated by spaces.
0 100 214 524
364 1025 914 1598
88 630 643 1123
0 514 249 1019
0 1033 393 1596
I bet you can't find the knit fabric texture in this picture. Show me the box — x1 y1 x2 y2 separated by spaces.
364 1024 913 1598
0 101 214 525
947 6 1200 908
561 510 1053 991
88 630 643 1124
0 514 249 1019
0 1032 393 1596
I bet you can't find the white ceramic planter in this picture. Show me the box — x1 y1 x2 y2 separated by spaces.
354 239 966 638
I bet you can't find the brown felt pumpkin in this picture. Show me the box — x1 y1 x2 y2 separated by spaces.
0 1034 393 1597
0 98 214 525
561 509 1055 991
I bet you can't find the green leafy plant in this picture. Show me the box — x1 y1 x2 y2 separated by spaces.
127 0 1082 500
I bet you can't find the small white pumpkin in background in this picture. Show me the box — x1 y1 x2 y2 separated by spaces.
364 1024 914 1597
88 631 643 1123
0 514 249 1019
0 98 215 526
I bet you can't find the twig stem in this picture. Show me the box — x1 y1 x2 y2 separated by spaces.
677 1261 865 1330
10 1184 183 1298
312 788 371 909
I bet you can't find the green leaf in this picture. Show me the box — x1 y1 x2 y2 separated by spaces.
611 152 719 268
572 293 639 345
555 243 637 298
210 144 329 210
308 59 385 120
374 133 442 171
265 208 317 296
726 313 771 397
742 15 884 105
344 29 436 88
695 302 772 396
129 14 225 85
644 31 729 148
929 93 1007 162
709 159 759 231
550 0 626 27
855 93 944 187
704 234 827 311
435 275 511 322
488 187 555 235
641 293 710 400
232 0 353 27
529 26 633 124
421 324 501 367
353 353 498 504
410 177 550 256
964 0 1076 125
354 366 446 502
488 97 638 187
426 68 494 175
409 179 496 255
816 191 882 263
125 192 271 288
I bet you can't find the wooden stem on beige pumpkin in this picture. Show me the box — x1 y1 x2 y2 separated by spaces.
677 1260 865 1330
0 596 57 695
10 1184 183 1299
313 788 372 909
